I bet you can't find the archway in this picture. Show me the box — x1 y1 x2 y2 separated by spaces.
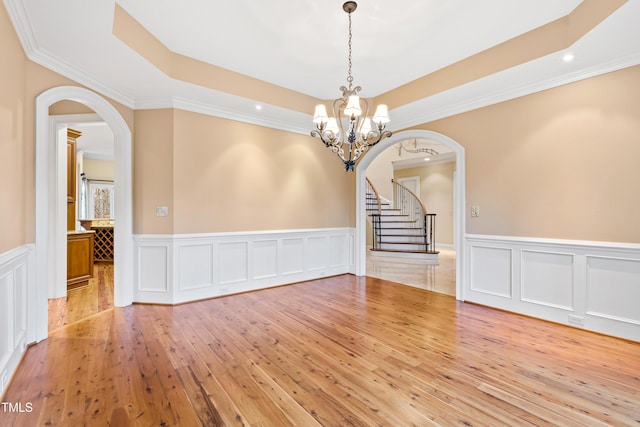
34 86 133 341
355 129 466 300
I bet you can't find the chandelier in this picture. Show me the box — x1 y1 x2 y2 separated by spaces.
397 139 439 157
311 1 392 171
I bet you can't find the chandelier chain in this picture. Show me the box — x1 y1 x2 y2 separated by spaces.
347 10 353 87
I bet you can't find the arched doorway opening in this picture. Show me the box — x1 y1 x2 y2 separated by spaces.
34 86 133 341
355 129 466 300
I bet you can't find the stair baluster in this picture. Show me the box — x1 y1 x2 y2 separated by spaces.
365 178 438 256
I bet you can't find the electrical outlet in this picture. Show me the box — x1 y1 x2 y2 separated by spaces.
568 315 584 327
155 206 169 217
471 206 479 217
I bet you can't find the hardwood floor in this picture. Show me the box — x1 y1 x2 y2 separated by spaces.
4 273 640 426
48 262 114 333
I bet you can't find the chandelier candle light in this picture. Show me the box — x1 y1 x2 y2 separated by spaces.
311 1 392 171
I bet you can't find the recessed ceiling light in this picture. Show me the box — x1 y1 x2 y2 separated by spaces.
255 105 263 110
424 157 431 161
562 53 575 63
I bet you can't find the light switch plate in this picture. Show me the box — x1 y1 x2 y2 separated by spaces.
156 206 169 217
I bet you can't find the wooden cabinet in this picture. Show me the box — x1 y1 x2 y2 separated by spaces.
80 220 114 262
67 128 82 231
67 231 94 290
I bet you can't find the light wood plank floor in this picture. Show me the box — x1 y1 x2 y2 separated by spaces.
4 274 640 426
48 262 114 333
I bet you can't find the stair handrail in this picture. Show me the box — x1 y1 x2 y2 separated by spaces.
365 177 382 215
392 179 437 253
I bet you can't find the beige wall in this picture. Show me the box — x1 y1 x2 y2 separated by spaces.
171 109 354 233
49 100 95 116
132 108 355 235
0 4 27 253
395 162 455 245
83 158 114 181
133 109 174 234
424 65 640 243
366 147 397 201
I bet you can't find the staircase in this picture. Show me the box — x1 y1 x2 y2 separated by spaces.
366 178 438 259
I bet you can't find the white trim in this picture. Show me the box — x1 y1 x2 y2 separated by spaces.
465 234 640 342
390 52 640 132
0 244 34 397
171 97 310 136
356 130 466 301
35 87 133 342
466 234 640 251
134 228 355 305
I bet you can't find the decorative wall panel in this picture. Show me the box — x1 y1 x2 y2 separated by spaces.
0 245 32 397
521 250 573 310
307 236 328 271
179 243 214 291
219 242 249 286
134 228 355 306
470 246 512 298
252 240 278 280
282 238 305 276
587 256 640 324
137 245 169 293
465 235 640 342
0 271 11 374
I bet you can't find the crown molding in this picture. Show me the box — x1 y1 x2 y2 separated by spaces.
4 0 135 108
177 98 311 135
135 96 311 135
28 48 136 108
390 52 640 131
3 0 38 53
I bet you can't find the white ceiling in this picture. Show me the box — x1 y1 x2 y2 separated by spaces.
73 122 114 161
112 0 583 99
5 0 640 158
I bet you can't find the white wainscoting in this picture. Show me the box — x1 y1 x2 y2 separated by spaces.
465 235 640 342
134 228 355 305
0 244 34 398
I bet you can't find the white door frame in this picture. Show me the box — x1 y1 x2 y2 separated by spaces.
355 129 466 300
34 86 133 342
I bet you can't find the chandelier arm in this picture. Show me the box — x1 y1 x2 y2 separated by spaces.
332 97 346 141
355 98 370 138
